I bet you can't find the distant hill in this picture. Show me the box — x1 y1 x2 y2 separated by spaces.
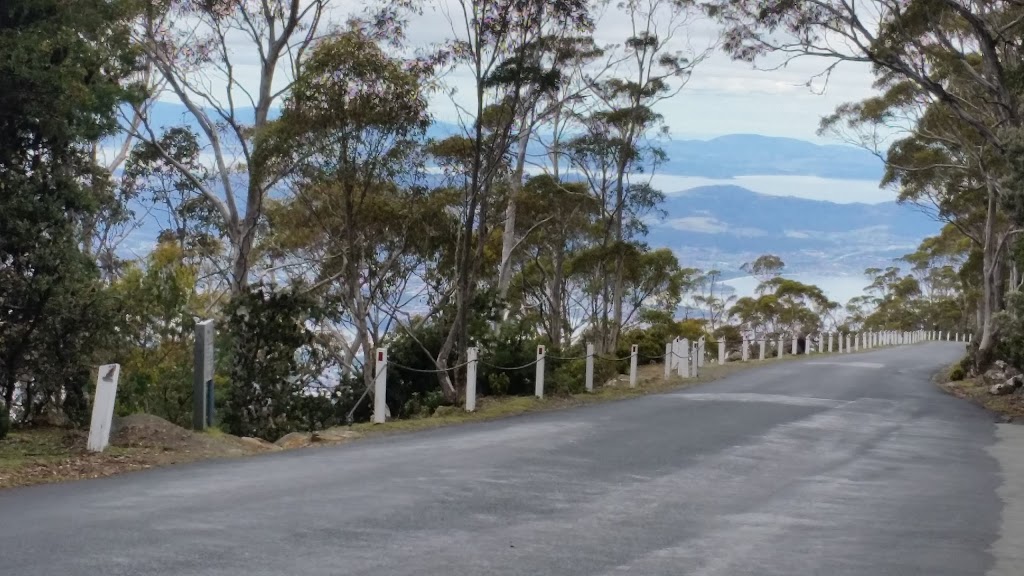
648 185 940 277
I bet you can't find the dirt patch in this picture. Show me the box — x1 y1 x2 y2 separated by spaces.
0 415 277 489
939 376 1024 421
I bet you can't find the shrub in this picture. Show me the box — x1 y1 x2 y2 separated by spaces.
0 408 9 441
949 364 966 382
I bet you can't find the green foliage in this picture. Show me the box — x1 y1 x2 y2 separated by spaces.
106 243 198 427
949 364 966 382
222 284 326 441
0 408 9 440
994 293 1024 374
0 0 138 423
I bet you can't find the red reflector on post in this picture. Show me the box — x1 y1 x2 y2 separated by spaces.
377 351 384 362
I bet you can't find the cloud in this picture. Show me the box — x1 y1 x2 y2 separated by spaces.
666 216 766 237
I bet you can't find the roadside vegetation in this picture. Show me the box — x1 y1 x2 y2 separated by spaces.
1 0 1011 485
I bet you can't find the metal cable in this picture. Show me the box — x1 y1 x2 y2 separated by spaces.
479 358 541 371
388 359 472 374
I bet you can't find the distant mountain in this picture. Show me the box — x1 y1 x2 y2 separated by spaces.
648 185 939 277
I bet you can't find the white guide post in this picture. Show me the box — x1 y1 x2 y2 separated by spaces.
373 348 388 424
663 342 671 380
587 343 596 390
466 347 478 412
87 364 121 453
535 345 546 398
629 345 639 388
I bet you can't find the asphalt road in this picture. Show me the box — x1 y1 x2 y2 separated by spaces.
0 342 1013 575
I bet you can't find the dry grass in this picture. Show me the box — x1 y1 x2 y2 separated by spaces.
0 352 811 489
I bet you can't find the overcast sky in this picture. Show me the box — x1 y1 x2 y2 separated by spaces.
389 0 881 142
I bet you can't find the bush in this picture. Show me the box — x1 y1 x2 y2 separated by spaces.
949 364 966 382
0 408 9 441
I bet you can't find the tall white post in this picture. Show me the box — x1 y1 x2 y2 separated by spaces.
698 337 706 368
818 333 824 353
718 339 726 364
969 333 973 343
828 332 834 353
373 348 388 424
535 345 546 398
466 347 478 412
678 339 689 377
691 343 700 377
663 342 671 379
87 364 121 452
587 343 596 390
854 333 859 352
792 334 798 355
805 335 812 355
629 345 639 388
742 339 750 362
777 337 784 358
759 339 766 361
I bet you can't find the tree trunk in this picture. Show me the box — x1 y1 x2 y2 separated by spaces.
497 126 532 308
977 182 1000 368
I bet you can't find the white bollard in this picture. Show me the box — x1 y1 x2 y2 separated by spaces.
742 339 750 362
718 339 726 365
818 333 824 353
678 338 689 377
969 333 973 343
828 332 834 353
87 364 121 452
698 337 706 368
777 337 784 359
535 345 546 398
466 347 478 412
854 333 859 352
759 339 766 361
805 335 812 355
691 343 700 377
791 335 798 355
663 342 671 379
373 348 388 424
587 343 596 390
629 344 639 388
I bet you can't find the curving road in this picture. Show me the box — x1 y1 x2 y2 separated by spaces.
2 342 1019 575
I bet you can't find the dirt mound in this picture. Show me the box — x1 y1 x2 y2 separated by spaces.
113 414 195 450
112 414 274 457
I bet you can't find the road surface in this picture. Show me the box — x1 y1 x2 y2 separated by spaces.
1 342 1019 575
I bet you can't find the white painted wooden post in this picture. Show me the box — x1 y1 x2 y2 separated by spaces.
742 339 750 362
969 333 973 343
373 348 388 424
818 333 824 353
791 334 798 355
698 337 706 368
828 332 834 353
466 347 478 412
691 343 700 377
587 343 596 390
854 333 859 352
777 337 783 358
758 339 766 361
629 345 639 388
535 345 546 398
663 342 671 380
805 335 812 355
670 338 679 370
718 339 726 365
87 364 121 453
678 339 689 377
